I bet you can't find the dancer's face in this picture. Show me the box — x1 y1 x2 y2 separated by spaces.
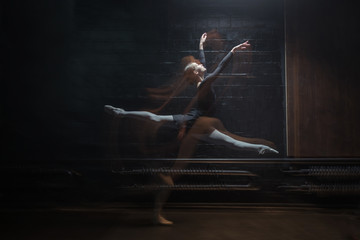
193 63 206 76
184 60 206 84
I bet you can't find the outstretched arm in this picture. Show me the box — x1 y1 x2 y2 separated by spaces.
202 40 251 84
231 40 251 53
199 33 207 66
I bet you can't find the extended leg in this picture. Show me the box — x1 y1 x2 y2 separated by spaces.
221 131 277 149
175 116 278 157
104 105 173 122
194 117 276 148
204 129 278 154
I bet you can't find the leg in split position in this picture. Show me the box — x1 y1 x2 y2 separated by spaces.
173 116 278 170
104 105 173 122
178 116 278 158
204 129 278 155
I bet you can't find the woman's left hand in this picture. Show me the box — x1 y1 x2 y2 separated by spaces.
231 40 251 53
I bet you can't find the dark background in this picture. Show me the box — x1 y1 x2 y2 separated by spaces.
1 0 285 160
1 0 360 207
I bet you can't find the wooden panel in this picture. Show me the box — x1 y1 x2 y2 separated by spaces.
286 0 360 157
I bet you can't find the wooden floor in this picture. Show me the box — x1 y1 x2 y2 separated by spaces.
1 206 359 240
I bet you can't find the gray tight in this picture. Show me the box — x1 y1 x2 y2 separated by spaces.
123 110 173 122
104 105 173 122
105 105 277 155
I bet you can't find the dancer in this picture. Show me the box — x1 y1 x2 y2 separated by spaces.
105 33 279 225
105 32 278 155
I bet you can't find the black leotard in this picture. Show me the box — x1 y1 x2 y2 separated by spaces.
173 49 233 128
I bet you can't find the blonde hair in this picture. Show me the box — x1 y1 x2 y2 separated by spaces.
184 62 198 72
181 56 201 85
183 62 200 85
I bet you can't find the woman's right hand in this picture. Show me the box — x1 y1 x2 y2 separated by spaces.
200 33 207 44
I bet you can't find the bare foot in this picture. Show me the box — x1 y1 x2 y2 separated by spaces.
258 145 279 155
153 214 173 226
104 105 125 117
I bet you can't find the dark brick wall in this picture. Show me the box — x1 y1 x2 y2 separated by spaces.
2 0 285 160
